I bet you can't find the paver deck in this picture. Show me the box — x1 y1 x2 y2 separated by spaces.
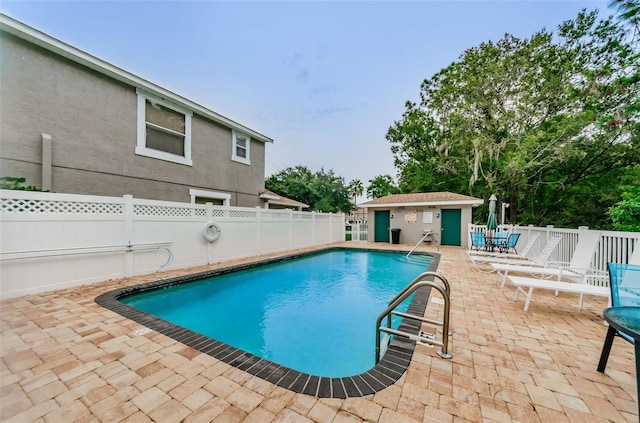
1 243 637 422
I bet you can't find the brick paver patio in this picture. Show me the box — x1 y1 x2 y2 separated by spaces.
1 243 637 422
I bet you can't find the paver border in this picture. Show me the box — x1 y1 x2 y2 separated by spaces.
95 246 440 398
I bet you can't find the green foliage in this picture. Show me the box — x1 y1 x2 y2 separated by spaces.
608 165 640 231
386 8 639 230
347 179 364 211
0 177 45 191
366 175 400 199
610 0 640 37
265 166 352 213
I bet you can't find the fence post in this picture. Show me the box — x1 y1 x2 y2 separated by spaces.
206 203 214 263
288 209 294 249
256 207 262 253
329 213 333 243
123 195 134 277
546 225 554 243
312 212 316 245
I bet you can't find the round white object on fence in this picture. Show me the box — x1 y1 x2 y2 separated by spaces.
202 221 222 242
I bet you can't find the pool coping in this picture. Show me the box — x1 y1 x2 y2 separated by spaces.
95 246 441 398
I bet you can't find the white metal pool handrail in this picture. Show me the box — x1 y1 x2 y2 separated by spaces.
0 241 173 268
376 271 452 362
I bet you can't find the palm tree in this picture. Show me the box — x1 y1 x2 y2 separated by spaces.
348 179 364 214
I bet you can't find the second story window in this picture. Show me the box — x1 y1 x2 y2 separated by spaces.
232 131 251 165
136 91 192 166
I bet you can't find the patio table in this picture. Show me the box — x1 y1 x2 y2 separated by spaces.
484 236 497 252
600 306 640 416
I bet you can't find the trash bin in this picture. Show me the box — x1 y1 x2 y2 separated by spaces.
391 228 401 244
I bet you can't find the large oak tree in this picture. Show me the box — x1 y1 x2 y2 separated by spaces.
387 8 639 229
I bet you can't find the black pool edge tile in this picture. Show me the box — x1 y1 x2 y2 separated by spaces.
289 373 310 393
263 366 287 384
302 376 320 396
317 377 332 397
331 378 347 398
340 376 362 397
94 246 442 398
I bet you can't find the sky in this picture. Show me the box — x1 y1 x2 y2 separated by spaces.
1 0 613 193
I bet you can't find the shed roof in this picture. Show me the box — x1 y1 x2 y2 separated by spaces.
260 189 309 209
0 13 273 144
360 192 483 208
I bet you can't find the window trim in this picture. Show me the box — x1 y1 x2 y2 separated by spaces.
231 130 251 165
189 189 231 206
136 90 193 166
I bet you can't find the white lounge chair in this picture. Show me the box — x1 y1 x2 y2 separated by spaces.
508 276 609 311
470 235 561 272
507 241 640 312
494 230 603 288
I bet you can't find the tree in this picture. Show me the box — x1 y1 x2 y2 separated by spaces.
366 175 399 199
610 0 640 39
387 9 639 229
0 176 45 191
608 165 640 231
347 179 364 211
265 166 352 213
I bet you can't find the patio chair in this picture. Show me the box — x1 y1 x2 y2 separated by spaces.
470 234 562 272
469 233 539 260
597 262 640 373
492 231 509 251
469 232 489 251
500 233 521 254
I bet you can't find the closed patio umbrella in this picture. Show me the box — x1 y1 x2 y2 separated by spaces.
487 194 498 231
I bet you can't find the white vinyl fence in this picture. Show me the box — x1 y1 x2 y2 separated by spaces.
0 190 344 299
468 223 640 272
345 222 368 242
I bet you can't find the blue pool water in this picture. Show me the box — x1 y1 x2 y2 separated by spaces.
121 250 431 377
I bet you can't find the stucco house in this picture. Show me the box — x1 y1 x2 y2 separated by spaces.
360 192 483 247
0 14 274 207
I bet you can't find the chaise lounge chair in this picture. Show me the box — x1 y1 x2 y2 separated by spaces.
502 230 615 310
470 234 561 272
494 230 602 288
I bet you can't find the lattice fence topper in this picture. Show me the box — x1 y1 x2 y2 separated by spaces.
134 204 195 217
228 209 258 219
0 197 124 214
193 208 207 217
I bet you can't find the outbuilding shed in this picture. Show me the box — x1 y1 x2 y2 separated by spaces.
360 192 483 248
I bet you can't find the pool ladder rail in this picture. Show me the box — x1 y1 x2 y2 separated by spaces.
375 271 452 362
406 231 439 259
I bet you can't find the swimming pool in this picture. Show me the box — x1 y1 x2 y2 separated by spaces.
96 247 439 397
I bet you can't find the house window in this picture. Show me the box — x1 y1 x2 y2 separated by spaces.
189 189 231 206
136 91 192 166
232 130 251 165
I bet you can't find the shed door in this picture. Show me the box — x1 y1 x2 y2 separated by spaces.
441 209 461 246
374 210 390 242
